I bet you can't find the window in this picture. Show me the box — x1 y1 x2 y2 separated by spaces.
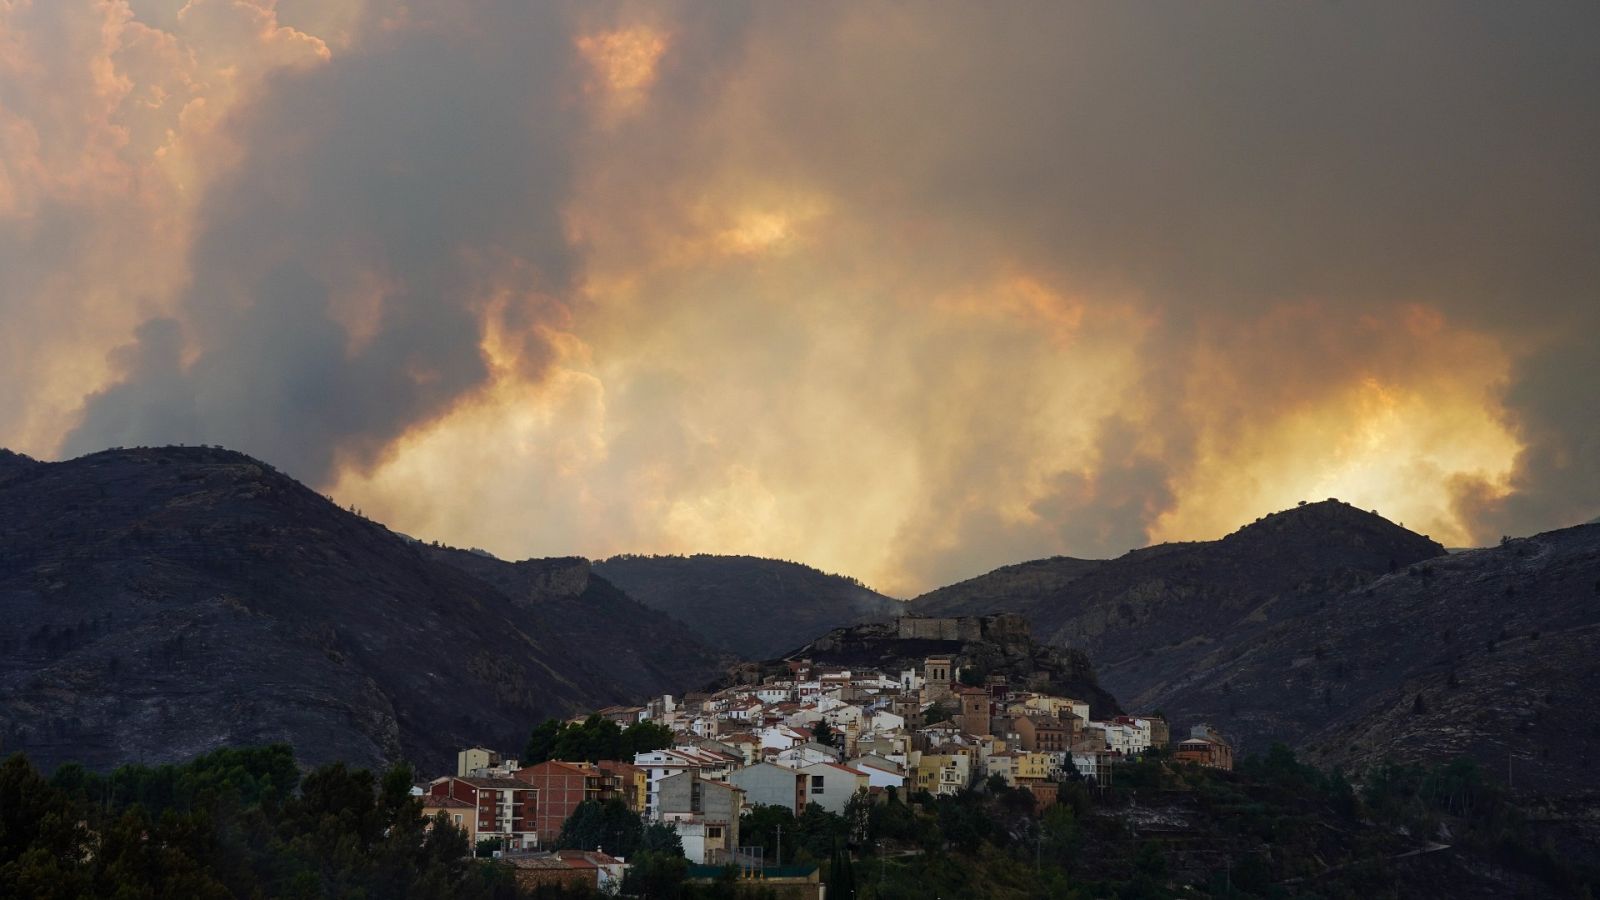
454 814 463 825
708 826 723 839
811 776 825 794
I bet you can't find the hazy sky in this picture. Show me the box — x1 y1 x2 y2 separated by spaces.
3 1 1596 595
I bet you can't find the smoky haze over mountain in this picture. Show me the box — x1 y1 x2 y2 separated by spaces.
3 1 1597 593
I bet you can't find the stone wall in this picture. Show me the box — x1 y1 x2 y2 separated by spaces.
898 616 961 641
897 614 1033 644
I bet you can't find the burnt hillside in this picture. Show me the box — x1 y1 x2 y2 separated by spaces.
0 446 721 774
594 554 903 659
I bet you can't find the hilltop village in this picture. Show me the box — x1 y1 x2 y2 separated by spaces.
418 616 1232 892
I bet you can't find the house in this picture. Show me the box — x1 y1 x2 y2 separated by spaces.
1071 748 1116 783
775 741 842 769
797 762 869 814
1013 715 1070 753
865 709 905 734
596 705 646 726
457 747 507 778
658 773 744 864
420 795 477 841
556 850 626 893
1174 724 1234 771
596 760 649 813
847 755 907 790
502 850 627 893
427 776 539 850
756 684 793 704
756 724 810 751
634 749 706 818
721 733 763 766
635 746 742 817
1011 751 1054 785
515 760 618 845
501 854 592 892
729 762 809 814
913 752 970 797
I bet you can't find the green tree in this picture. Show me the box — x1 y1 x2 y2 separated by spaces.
556 799 644 856
624 720 676 757
812 720 838 749
524 719 563 765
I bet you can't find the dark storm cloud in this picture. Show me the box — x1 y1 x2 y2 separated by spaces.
64 1 582 481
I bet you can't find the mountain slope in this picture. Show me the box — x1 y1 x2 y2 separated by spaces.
423 549 725 702
0 446 721 774
912 555 1103 618
1196 523 1600 797
907 501 1600 803
0 448 38 483
592 554 902 659
909 501 1445 690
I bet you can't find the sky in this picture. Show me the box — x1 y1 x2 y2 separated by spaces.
2 1 1597 596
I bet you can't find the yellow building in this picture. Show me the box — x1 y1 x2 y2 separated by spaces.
914 752 971 796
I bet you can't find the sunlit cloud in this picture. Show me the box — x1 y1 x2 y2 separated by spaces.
576 25 669 122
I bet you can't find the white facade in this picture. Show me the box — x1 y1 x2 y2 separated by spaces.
799 762 869 814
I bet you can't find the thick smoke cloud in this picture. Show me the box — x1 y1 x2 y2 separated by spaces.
64 1 579 479
3 1 1597 593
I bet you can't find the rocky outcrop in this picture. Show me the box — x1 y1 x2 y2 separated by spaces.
730 614 1120 717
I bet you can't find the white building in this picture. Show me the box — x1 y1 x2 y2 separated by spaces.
798 762 869 814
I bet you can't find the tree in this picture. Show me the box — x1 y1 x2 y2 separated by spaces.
556 799 643 856
812 720 838 749
624 721 675 757
621 851 688 899
524 719 563 765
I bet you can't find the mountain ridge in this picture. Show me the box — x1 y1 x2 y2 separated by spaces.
0 446 722 774
593 553 903 659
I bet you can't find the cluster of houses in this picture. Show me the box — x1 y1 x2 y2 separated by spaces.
414 619 1233 893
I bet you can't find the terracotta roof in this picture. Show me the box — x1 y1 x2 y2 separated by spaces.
806 762 868 777
421 796 474 809
519 760 594 777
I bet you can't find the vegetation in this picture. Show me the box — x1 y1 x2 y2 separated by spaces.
523 716 674 766
742 748 1599 899
0 745 517 899
6 742 1594 898
810 720 839 749
555 799 682 859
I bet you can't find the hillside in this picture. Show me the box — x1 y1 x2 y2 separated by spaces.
912 555 1103 618
905 502 1600 801
908 502 1445 698
0 446 722 774
423 549 725 702
1187 524 1600 791
593 554 903 659
0 448 38 482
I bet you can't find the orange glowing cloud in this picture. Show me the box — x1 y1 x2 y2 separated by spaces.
576 25 668 121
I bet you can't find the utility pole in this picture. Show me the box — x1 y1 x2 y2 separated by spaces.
775 823 783 867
